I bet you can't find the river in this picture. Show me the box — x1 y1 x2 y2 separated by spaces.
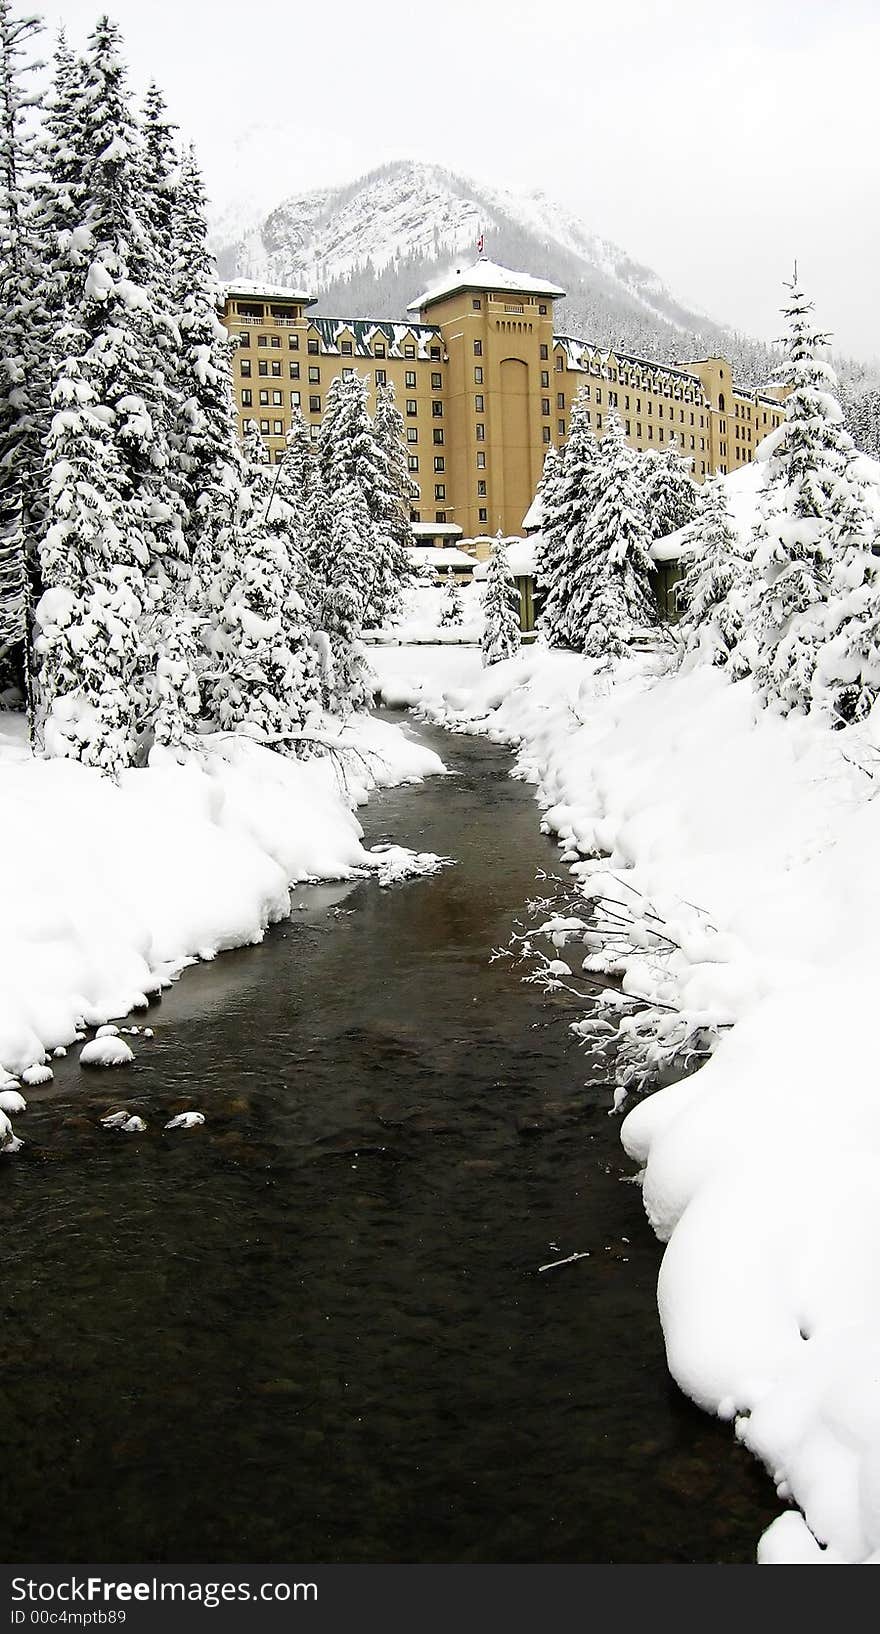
0 715 776 1563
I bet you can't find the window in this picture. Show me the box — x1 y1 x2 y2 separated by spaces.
478 506 488 524
375 342 386 358
274 450 284 464
557 392 565 409
476 451 486 469
272 390 282 406
434 456 445 471
475 422 485 441
273 419 283 435
307 337 319 354
405 370 417 389
290 391 300 408
411 510 420 523
408 454 419 471
258 360 268 376
609 390 618 407
555 355 563 371
432 428 444 445
436 511 447 523
474 366 483 384
407 427 418 443
430 346 441 360
474 339 482 356
259 419 269 433
596 415 602 431
342 368 354 380
558 420 565 437
258 335 268 348
431 400 443 417
259 389 269 405
542 426 551 443
540 371 549 388
406 399 417 416
341 340 353 356
376 369 387 386
288 334 299 350
472 298 481 310
289 362 300 379
538 303 547 315
541 399 550 415
270 336 280 349
477 479 486 496
475 394 484 412
308 366 320 383
238 331 250 347
309 395 321 413
596 388 602 404
637 423 642 438
240 358 252 377
434 484 445 500
431 372 442 390
540 344 548 361
270 361 281 377
241 389 252 407
404 344 415 359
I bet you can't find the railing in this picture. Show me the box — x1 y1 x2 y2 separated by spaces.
503 304 525 314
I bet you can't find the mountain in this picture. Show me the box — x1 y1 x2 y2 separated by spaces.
212 159 785 385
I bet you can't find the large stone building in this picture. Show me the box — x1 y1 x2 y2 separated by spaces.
220 258 787 544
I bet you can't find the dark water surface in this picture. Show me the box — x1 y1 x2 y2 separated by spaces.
0 716 776 1563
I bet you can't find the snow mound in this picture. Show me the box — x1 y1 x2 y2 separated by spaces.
80 1037 135 1069
367 845 454 888
100 1109 145 1132
21 1064 52 1087
164 1111 205 1130
0 1088 26 1115
96 1024 120 1038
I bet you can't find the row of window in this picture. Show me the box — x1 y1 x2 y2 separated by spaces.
237 325 444 363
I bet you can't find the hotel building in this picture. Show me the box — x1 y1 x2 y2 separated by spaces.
220 258 787 547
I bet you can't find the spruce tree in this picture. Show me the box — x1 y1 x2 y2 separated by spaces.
439 566 464 628
644 436 698 540
536 385 601 648
481 534 521 666
368 381 415 626
308 479 374 715
751 274 877 714
564 409 657 657
676 477 750 665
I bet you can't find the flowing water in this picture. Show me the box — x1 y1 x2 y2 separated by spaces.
0 716 776 1563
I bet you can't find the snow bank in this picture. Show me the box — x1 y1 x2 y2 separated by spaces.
370 640 880 1563
0 712 444 1079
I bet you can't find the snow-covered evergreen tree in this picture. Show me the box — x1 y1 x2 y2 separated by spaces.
308 479 374 715
317 372 412 629
644 436 698 541
536 385 601 648
564 409 657 657
34 349 149 771
676 477 751 665
368 381 415 626
750 275 877 714
0 0 44 714
439 566 464 627
481 534 521 666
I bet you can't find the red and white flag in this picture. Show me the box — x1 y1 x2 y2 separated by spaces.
477 233 484 255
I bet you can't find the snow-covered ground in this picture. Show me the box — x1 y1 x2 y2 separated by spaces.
0 712 444 1088
370 639 880 1565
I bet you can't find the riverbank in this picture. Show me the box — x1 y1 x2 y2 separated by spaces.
0 712 444 1086
370 641 880 1565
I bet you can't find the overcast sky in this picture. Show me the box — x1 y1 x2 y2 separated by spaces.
38 0 880 362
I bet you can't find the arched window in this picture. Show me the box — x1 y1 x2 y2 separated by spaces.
718 392 726 412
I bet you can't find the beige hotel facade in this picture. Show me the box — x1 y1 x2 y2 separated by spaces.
220 258 787 546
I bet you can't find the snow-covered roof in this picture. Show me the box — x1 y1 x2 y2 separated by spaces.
224 279 317 307
522 493 543 531
408 545 474 567
408 257 565 312
553 334 706 396
465 536 536 577
309 317 441 360
410 521 463 538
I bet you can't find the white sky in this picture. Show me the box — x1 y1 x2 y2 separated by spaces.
37 0 880 362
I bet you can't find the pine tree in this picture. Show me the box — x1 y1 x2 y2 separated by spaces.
369 381 415 626
439 566 464 628
750 274 877 714
481 534 521 666
564 409 657 657
644 436 698 540
676 478 750 665
0 0 44 718
308 480 374 715
34 349 148 771
536 385 601 648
